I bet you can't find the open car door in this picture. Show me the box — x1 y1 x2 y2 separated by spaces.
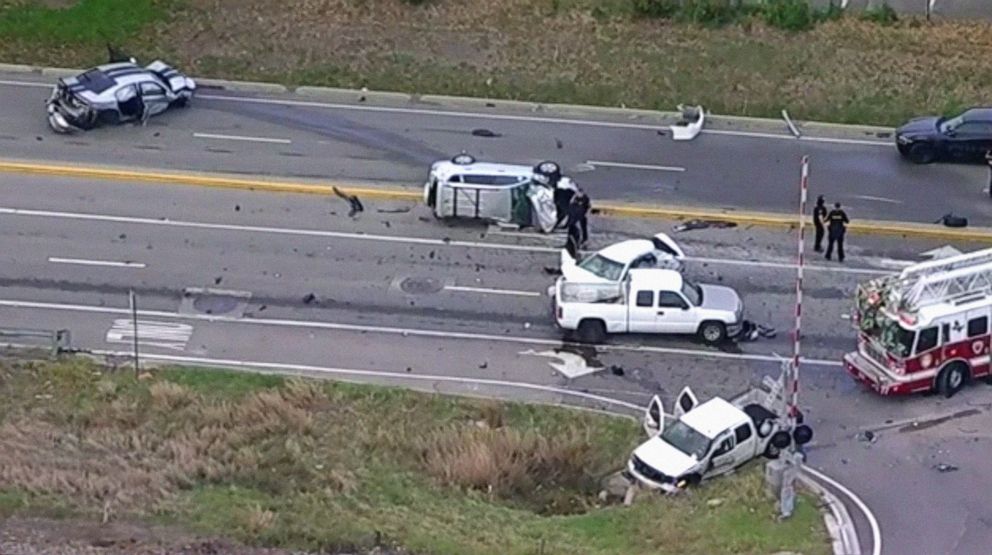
652 233 685 260
673 386 699 419
643 395 664 436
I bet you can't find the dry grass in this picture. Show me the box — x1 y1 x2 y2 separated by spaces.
1 0 988 124
0 358 828 555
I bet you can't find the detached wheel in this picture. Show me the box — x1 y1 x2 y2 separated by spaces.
937 362 968 398
576 319 606 344
907 143 937 164
698 321 727 345
452 153 476 165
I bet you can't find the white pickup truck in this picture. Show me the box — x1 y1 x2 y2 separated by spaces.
551 268 743 344
627 372 813 492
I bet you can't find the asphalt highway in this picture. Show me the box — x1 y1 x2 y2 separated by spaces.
2 174 991 554
1 72 990 225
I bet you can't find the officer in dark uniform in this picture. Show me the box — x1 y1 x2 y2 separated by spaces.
567 189 591 247
985 150 992 198
825 202 849 263
812 195 827 252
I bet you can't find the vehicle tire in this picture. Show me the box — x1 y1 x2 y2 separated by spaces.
452 153 475 165
906 143 937 164
683 473 702 486
793 424 814 446
576 319 606 344
763 443 781 460
698 321 727 345
936 362 969 398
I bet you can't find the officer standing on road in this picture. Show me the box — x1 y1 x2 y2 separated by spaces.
554 176 577 230
812 195 827 252
825 202 849 263
985 151 992 198
567 189 591 248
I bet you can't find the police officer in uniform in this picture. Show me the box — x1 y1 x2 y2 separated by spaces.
985 150 992 198
825 202 849 263
812 195 827 252
567 189 591 248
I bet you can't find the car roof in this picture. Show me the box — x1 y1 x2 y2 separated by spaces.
597 239 655 264
628 268 683 290
62 62 167 102
681 398 747 439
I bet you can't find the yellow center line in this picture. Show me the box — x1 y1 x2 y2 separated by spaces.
1 158 990 241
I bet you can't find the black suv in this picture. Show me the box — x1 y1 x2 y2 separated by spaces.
896 108 992 164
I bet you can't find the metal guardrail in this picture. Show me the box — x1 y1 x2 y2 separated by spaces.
0 327 72 357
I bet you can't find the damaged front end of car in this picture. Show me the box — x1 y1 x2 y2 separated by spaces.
46 81 97 133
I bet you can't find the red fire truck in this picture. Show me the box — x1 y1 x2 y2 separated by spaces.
844 248 992 397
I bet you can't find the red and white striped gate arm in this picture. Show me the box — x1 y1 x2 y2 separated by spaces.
790 156 809 423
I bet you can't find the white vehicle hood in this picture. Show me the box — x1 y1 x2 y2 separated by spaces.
632 436 700 478
699 284 742 316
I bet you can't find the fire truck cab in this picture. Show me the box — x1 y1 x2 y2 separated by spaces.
844 248 992 397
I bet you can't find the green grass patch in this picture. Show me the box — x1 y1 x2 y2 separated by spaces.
0 358 830 554
0 0 168 45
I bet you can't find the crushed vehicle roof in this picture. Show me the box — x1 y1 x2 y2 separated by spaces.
597 239 659 264
680 398 747 439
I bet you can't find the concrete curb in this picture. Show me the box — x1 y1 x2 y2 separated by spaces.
799 472 862 555
0 61 895 135
2 158 989 242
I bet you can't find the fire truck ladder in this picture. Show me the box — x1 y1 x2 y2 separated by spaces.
892 248 992 312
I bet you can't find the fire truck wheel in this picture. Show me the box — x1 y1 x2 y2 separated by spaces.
937 362 969 398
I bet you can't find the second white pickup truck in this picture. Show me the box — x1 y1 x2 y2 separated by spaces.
551 268 743 344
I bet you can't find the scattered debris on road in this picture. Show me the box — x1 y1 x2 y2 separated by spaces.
933 463 959 473
673 219 738 233
333 187 364 217
856 430 877 445
471 128 501 138
377 207 412 213
302 293 318 305
733 321 776 342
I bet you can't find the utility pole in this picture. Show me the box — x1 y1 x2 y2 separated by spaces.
129 289 139 376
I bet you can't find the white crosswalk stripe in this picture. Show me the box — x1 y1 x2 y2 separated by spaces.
106 319 193 351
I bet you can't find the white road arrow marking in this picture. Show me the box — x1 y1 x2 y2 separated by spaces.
921 245 963 260
106 319 193 351
520 349 603 379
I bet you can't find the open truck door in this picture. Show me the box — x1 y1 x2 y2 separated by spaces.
643 395 664 436
674 386 699 419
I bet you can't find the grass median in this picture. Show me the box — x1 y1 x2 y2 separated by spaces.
0 356 830 554
1 0 991 126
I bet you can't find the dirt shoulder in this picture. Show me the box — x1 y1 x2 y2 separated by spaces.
2 0 991 126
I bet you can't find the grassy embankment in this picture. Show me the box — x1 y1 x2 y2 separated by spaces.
1 0 991 126
0 357 830 554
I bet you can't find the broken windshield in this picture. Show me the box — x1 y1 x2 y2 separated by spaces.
660 420 711 460
863 313 914 358
578 254 625 281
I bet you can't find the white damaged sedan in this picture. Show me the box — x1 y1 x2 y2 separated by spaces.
560 233 685 284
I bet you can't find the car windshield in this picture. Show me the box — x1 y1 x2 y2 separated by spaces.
681 279 703 306
939 115 965 134
660 420 711 460
578 254 625 281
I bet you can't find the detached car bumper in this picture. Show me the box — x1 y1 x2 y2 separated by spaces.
46 103 83 134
